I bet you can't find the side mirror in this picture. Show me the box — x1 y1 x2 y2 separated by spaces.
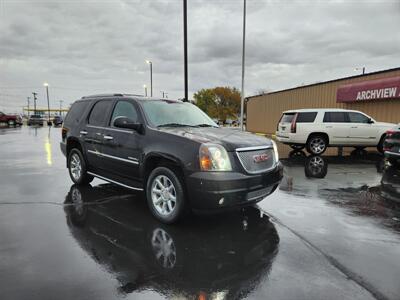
367 118 374 124
113 117 143 133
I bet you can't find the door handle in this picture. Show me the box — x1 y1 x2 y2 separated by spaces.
351 126 358 128
96 132 102 136
325 126 333 128
103 135 114 140
80 130 88 135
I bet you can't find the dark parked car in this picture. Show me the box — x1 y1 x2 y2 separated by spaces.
27 114 44 126
60 94 283 223
64 184 279 298
383 126 400 165
0 111 22 126
53 115 63 126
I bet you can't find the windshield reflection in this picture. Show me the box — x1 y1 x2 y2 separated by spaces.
63 184 279 299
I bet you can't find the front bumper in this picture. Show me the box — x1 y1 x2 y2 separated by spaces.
186 162 283 211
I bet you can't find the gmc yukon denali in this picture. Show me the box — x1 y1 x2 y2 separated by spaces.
60 94 283 223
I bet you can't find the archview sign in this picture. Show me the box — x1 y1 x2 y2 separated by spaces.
337 76 400 103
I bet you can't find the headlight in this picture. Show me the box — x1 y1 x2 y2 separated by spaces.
199 143 232 171
271 140 279 162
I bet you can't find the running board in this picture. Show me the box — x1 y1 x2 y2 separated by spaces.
87 171 144 191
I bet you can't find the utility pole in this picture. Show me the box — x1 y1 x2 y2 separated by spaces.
32 92 37 115
143 85 148 97
27 96 30 117
183 0 188 102
240 0 247 131
145 60 153 97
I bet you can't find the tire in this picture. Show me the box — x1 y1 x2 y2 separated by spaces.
377 135 386 154
68 148 94 185
388 158 398 167
146 166 187 224
306 134 327 155
290 144 305 150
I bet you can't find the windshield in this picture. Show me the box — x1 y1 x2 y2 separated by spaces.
141 101 218 128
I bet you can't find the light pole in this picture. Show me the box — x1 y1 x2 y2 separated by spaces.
143 84 148 97
43 82 52 126
27 96 30 117
145 60 153 97
160 91 168 98
183 0 188 102
32 92 37 115
240 0 247 131
59 100 63 116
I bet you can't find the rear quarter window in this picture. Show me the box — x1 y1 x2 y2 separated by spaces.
296 112 317 123
280 113 295 123
64 101 90 127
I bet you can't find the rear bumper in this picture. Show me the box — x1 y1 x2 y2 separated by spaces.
384 150 400 158
275 132 305 144
186 162 283 211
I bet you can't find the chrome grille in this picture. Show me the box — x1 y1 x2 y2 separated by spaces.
236 147 275 174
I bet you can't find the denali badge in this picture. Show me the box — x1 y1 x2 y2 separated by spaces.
253 153 269 163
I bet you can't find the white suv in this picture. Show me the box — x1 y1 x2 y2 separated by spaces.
276 108 396 155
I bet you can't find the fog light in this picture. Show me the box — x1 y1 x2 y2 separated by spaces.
219 198 224 205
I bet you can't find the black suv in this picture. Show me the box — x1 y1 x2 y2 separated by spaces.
60 94 283 223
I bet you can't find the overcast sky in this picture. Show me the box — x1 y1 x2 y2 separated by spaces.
1 0 399 112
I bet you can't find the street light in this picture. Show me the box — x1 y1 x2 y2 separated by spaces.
59 100 63 116
145 60 153 97
143 84 148 97
240 0 247 131
354 67 365 75
43 82 52 126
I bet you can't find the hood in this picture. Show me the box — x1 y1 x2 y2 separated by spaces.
158 127 273 151
374 121 397 128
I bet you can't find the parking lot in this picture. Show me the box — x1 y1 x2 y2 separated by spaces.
1 126 399 300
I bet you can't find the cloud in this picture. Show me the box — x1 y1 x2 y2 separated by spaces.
0 0 399 111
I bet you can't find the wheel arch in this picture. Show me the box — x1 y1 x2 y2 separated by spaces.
66 137 85 167
307 132 330 145
141 153 186 185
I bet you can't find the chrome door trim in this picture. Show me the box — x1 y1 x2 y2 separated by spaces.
87 150 139 165
87 125 133 134
87 171 143 191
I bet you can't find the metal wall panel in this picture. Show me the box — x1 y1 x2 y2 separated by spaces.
247 70 400 134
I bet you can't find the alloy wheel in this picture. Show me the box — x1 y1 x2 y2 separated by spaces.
310 138 326 154
70 153 82 181
151 175 177 216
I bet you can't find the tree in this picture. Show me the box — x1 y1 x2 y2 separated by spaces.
193 86 241 121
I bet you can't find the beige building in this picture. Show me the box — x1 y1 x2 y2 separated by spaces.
246 67 400 134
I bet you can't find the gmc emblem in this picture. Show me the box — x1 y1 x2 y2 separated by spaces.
253 153 269 163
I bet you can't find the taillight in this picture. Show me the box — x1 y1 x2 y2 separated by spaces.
386 130 394 138
290 113 298 133
61 127 68 141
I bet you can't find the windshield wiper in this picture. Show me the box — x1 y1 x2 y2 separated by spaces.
157 123 196 128
195 124 218 128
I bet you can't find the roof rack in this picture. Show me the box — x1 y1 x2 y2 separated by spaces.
81 93 145 99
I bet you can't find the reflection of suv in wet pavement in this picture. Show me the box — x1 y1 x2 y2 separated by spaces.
64 184 279 298
60 94 283 223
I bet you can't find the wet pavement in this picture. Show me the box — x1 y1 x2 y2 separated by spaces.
1 126 399 300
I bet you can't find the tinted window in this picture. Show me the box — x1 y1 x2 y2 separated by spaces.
88 101 113 126
348 112 370 123
323 112 348 123
110 101 138 126
296 112 317 123
64 101 90 126
280 113 295 123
